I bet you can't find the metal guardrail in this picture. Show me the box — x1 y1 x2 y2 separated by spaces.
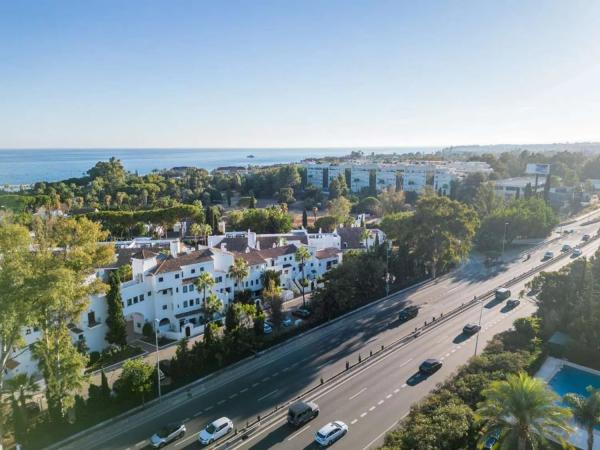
213 233 600 449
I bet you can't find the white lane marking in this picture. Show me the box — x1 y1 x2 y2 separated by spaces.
360 412 367 418
282 367 290 372
135 441 145 448
261 376 270 382
445 353 450 357
205 405 214 411
193 411 203 417
362 420 399 450
349 387 367 400
369 406 376 411
377 400 384 405
440 357 445 361
451 349 456 353
287 424 311 441
240 388 249 393
393 388 400 393
386 394 392 399
229 393 238 399
351 419 358 425
258 389 279 401
272 372 279 377
251 382 260 388
398 358 413 369
217 399 226 405
401 383 407 388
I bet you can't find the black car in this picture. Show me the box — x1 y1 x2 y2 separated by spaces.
292 308 311 319
419 358 442 375
399 305 419 321
582 234 591 241
463 323 481 334
506 298 520 308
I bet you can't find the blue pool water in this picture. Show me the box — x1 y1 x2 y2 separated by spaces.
548 364 600 399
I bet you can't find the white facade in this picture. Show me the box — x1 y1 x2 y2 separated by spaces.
350 166 372 193
493 177 546 200
306 164 326 189
375 166 398 191
327 165 347 189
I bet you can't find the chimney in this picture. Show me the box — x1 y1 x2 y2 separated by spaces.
169 240 179 258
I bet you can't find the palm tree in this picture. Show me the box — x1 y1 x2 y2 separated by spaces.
195 271 215 303
563 386 600 450
4 373 38 409
295 246 311 308
228 257 249 296
476 372 572 450
360 228 371 251
189 223 203 247
199 223 212 245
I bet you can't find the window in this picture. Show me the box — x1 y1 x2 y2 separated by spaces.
158 277 164 282
25 328 31 335
201 267 205 271
183 301 188 308
216 276 223 283
175 274 180 279
127 298 132 306
196 298 200 305
133 296 138 304
176 287 179 293
88 311 97 326
162 305 167 310
121 301 125 308
191 268 196 274
183 285 188 293
189 285 194 291
148 291 152 297
140 294 144 301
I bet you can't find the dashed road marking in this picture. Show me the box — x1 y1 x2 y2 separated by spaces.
262 376 270 382
386 394 392 399
351 419 358 425
258 389 279 401
205 405 214 411
360 412 367 418
349 387 367 400
401 383 407 388
369 406 376 411
377 400 384 405
394 388 400 393
251 382 259 388
287 424 311 441
229 393 238 399
217 400 226 405
240 388 249 393
193 411 204 417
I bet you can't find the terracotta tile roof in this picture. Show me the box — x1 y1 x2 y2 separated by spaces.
217 237 248 252
258 244 298 259
316 248 341 260
233 250 266 266
152 249 214 275
132 249 158 260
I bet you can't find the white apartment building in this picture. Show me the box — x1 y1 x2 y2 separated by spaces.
350 165 373 193
493 177 546 200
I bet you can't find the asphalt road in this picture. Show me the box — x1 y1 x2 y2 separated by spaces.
60 212 600 450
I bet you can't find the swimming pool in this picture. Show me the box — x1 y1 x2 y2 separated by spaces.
548 364 600 398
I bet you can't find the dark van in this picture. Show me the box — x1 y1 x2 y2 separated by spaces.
495 288 511 301
287 401 319 426
399 305 419 322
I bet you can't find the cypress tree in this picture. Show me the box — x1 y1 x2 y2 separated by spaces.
302 208 308 228
105 271 127 348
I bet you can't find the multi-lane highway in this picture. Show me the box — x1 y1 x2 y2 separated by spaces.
56 211 600 450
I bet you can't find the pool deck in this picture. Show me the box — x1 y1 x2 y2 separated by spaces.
536 356 600 450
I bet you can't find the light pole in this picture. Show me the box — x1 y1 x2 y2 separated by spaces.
501 222 509 259
154 318 162 402
473 298 484 356
385 240 392 296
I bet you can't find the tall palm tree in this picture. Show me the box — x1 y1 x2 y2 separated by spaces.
195 271 215 303
189 223 203 247
294 246 312 308
228 257 249 296
4 373 38 409
476 372 572 450
199 223 212 245
563 386 600 450
360 228 371 251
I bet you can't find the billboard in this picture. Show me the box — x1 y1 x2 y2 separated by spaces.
526 163 550 176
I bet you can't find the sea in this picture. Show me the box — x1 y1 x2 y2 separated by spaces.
0 147 438 186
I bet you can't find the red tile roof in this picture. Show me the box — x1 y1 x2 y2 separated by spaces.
316 248 341 260
152 249 214 275
232 250 266 266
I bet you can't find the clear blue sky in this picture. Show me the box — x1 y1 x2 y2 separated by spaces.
1 0 599 148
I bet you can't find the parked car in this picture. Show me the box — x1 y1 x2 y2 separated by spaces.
572 248 583 257
263 322 273 334
483 430 500 449
287 401 319 426
282 317 294 327
292 308 312 319
582 234 591 241
463 323 481 334
506 298 520 308
561 244 571 252
398 305 419 321
198 417 233 445
314 421 348 446
419 358 442 375
150 423 186 448
494 288 511 301
543 251 554 260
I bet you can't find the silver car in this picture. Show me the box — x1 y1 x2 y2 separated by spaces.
149 423 186 448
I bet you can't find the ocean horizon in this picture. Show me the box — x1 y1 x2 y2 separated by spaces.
0 147 439 186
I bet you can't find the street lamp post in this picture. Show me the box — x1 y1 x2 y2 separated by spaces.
473 298 484 356
154 318 162 402
385 240 392 296
501 222 509 259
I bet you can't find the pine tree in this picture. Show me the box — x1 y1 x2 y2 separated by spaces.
100 370 111 402
105 271 127 348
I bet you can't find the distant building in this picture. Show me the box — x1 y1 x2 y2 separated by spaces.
493 176 546 200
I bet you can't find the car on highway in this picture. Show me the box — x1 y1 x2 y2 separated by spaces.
314 421 348 446
543 251 554 260
287 400 319 426
506 298 520 308
561 244 572 252
292 307 312 319
494 288 511 301
582 234 591 241
149 423 186 448
398 305 419 321
419 358 442 375
463 323 481 334
263 322 273 334
198 417 233 445
572 248 583 258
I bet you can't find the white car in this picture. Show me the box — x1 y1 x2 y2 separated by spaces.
314 421 348 446
263 322 273 334
572 248 583 257
198 417 233 445
149 423 186 448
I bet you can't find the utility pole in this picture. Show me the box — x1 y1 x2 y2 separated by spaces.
473 298 484 356
385 240 392 296
154 318 162 402
501 222 509 259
